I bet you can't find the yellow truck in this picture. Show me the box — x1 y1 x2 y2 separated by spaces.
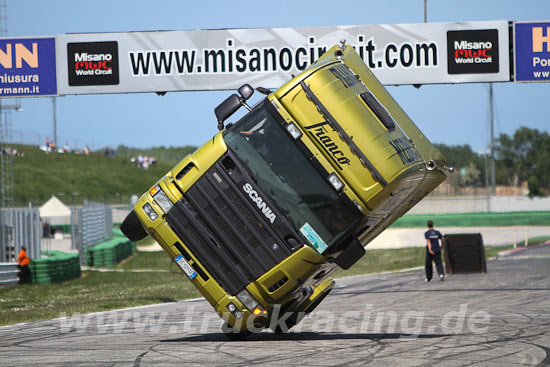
121 43 451 338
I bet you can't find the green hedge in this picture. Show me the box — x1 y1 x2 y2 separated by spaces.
30 251 81 284
86 231 134 267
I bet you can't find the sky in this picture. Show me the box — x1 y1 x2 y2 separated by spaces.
3 0 550 154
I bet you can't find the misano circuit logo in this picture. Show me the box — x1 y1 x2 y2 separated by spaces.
447 29 499 74
67 41 119 86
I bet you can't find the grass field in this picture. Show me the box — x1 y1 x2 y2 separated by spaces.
12 144 175 206
118 251 173 271
1 237 548 326
0 270 201 326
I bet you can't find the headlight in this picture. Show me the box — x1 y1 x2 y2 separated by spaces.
226 302 243 319
236 289 259 312
142 203 158 221
286 122 302 140
328 173 344 192
353 200 363 213
150 185 173 213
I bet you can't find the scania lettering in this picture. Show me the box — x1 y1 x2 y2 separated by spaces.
121 43 451 339
243 183 276 224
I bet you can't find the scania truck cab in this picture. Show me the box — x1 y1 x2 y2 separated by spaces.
121 43 451 338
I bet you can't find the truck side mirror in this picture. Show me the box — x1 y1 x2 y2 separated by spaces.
215 84 255 130
215 94 241 130
256 87 271 95
238 84 254 100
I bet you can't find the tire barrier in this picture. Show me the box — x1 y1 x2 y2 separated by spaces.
30 251 82 284
112 228 137 253
85 232 134 267
443 233 487 275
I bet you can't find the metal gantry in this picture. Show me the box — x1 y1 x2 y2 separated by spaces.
0 0 19 262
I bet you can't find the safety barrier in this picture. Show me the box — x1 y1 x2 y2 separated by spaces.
71 202 113 265
0 263 19 287
30 251 82 284
85 231 134 267
0 208 41 263
112 228 137 253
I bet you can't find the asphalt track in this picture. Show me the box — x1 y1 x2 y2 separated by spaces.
1 245 549 366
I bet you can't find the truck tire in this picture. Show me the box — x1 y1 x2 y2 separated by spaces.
120 210 147 242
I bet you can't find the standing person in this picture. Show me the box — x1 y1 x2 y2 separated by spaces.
17 246 31 284
425 220 444 282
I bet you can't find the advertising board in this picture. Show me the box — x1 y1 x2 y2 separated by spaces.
514 21 550 82
0 37 57 97
55 21 510 95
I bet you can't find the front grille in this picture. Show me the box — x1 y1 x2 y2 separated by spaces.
166 152 297 295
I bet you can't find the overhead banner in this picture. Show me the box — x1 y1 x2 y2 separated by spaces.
55 20 510 95
514 21 550 82
0 37 57 97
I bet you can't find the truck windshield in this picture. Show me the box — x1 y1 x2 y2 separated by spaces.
224 101 361 253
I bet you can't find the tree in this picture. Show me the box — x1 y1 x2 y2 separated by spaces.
463 162 481 186
434 143 484 187
494 127 550 188
527 176 543 197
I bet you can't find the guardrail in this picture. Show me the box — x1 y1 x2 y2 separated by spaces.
0 263 19 287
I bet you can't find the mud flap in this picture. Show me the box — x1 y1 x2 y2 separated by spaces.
333 240 365 270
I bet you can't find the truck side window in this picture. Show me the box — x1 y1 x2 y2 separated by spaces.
360 91 396 132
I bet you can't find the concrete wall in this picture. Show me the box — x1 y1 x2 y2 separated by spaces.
409 196 550 214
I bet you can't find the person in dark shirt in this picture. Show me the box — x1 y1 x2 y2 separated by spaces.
424 220 444 282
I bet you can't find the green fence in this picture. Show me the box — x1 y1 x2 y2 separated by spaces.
30 251 82 284
390 211 550 228
86 230 134 267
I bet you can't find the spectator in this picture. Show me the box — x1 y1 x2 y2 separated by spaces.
17 246 31 284
131 154 157 169
424 220 445 282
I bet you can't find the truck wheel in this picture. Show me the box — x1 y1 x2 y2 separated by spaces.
273 288 333 334
120 210 147 242
222 323 251 340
